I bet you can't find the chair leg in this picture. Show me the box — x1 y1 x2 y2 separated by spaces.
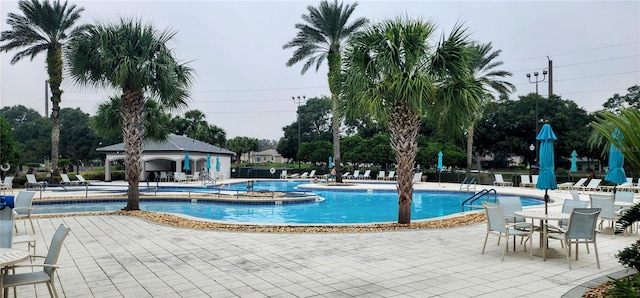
593 242 600 269
564 240 572 270
501 236 508 261
28 217 35 234
482 233 489 254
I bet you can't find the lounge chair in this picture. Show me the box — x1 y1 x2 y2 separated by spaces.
610 177 634 192
548 208 601 269
561 178 588 190
361 170 371 180
412 172 423 184
0 176 14 194
288 172 300 178
189 172 200 182
25 174 45 190
481 202 533 261
299 172 310 179
308 170 316 179
76 174 90 185
377 171 385 180
386 171 395 180
493 174 513 186
519 175 533 188
531 175 539 186
581 178 602 192
349 170 360 179
280 170 288 179
341 172 350 178
60 173 79 185
159 171 169 182
2 224 71 297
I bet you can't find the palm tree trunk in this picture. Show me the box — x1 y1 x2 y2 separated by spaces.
466 124 474 170
389 104 421 224
121 90 145 211
328 52 342 183
46 46 63 175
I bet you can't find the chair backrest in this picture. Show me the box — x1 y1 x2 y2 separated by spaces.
26 174 37 184
60 174 71 183
2 176 14 186
363 170 371 177
531 175 539 184
300 172 309 177
520 175 530 184
0 207 13 221
388 171 395 178
590 194 615 219
621 178 633 187
586 178 602 189
569 189 580 200
573 178 588 188
0 219 14 248
13 191 35 215
562 199 589 214
193 172 200 179
77 175 87 183
309 170 316 177
413 172 422 183
378 171 385 178
483 202 507 234
498 196 524 223
614 191 634 204
160 172 168 179
495 174 505 183
352 170 359 177
280 170 287 178
44 224 71 277
566 208 601 240
341 172 350 177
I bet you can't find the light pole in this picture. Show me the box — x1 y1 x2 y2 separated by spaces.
292 96 306 169
526 70 547 164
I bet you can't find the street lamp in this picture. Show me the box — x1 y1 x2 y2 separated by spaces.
292 96 306 169
529 143 535 176
526 69 547 164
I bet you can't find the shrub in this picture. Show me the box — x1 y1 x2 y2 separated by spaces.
616 239 640 272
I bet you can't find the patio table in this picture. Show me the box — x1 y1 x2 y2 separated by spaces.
514 210 570 261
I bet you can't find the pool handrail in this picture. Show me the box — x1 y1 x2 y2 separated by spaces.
461 188 497 212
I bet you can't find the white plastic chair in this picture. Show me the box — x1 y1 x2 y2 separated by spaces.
1 176 14 194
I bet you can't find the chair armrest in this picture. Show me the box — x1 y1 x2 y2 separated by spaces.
507 222 533 230
10 264 59 269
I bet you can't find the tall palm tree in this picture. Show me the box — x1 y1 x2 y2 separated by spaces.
67 18 193 210
465 43 515 170
342 18 481 224
0 0 87 174
283 0 368 183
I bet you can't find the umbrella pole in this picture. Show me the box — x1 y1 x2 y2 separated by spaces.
544 189 549 214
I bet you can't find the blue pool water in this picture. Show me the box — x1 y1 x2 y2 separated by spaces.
33 180 543 224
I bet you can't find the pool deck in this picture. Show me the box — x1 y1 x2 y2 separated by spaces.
6 179 639 297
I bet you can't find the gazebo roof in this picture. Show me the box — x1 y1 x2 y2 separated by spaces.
97 134 234 155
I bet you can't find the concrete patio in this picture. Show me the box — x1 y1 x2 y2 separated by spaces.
5 181 638 297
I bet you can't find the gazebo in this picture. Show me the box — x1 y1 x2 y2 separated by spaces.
97 134 234 182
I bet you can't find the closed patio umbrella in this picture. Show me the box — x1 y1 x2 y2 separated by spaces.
437 151 443 186
206 154 211 170
328 156 333 168
183 153 190 172
215 156 221 172
604 128 626 198
536 123 557 214
570 150 577 173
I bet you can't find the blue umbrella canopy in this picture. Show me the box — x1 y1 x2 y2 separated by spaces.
536 124 558 191
570 150 578 173
328 156 333 169
437 151 443 171
206 154 211 170
604 128 626 185
183 153 190 171
215 156 221 172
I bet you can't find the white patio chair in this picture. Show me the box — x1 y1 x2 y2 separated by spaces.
159 171 168 182
548 208 601 269
349 170 360 179
566 178 588 190
493 174 513 186
75 175 90 185
1 176 14 194
299 172 310 179
519 175 532 187
25 174 45 190
280 170 288 179
386 171 395 180
582 179 602 192
377 171 385 180
481 202 533 261
308 170 316 179
12 191 36 234
2 224 71 297
361 170 371 180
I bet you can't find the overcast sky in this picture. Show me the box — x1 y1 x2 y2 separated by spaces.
1 0 639 141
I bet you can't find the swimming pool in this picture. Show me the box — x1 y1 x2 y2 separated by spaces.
33 180 544 224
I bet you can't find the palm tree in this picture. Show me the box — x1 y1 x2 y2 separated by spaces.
226 137 260 168
67 18 193 210
0 0 87 174
590 108 640 170
283 0 368 183
342 18 481 224
465 43 515 170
